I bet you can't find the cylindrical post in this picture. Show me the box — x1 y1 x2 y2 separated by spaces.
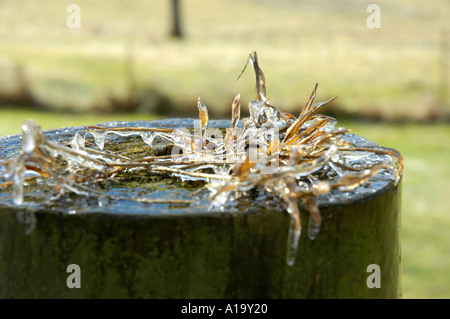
0 180 401 298
0 121 402 298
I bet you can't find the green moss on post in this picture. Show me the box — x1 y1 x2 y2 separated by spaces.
0 181 401 298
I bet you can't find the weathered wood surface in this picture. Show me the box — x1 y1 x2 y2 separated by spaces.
0 180 401 298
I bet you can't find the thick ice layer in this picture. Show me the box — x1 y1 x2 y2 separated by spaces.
0 119 396 215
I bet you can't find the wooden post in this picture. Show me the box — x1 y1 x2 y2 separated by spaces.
0 122 403 298
0 180 402 298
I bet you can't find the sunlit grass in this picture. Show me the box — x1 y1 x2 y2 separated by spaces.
0 107 161 136
0 0 447 118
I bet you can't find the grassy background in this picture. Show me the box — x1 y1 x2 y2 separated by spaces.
0 0 448 118
0 0 449 298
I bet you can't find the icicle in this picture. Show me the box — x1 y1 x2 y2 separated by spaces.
12 156 25 205
140 131 155 146
91 131 107 150
286 195 301 266
21 120 40 154
305 197 321 240
71 132 85 151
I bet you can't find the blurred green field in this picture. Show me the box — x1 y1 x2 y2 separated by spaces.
0 0 448 118
0 107 160 137
1 108 449 299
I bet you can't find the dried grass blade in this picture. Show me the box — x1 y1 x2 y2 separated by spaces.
231 93 241 131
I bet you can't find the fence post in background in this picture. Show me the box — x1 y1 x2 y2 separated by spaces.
171 0 183 38
439 29 449 108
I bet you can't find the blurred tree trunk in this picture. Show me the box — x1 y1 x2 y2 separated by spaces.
439 29 449 105
171 0 183 38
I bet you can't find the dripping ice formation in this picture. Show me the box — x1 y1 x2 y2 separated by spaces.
0 52 403 265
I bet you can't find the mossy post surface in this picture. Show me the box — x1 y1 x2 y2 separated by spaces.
0 180 401 299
